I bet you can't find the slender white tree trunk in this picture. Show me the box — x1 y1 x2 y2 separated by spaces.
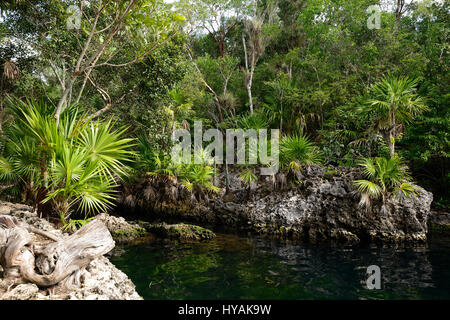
242 34 254 114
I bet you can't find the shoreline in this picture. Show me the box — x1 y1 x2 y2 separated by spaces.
0 201 142 300
116 165 437 244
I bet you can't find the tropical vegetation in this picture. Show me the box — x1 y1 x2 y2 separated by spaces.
0 98 134 225
354 156 418 208
0 0 448 228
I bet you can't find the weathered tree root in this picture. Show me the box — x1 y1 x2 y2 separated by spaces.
0 215 115 291
0 215 59 242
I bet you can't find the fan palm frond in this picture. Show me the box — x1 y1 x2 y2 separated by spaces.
353 156 417 209
280 134 322 170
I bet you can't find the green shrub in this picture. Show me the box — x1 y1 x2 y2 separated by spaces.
0 99 134 225
279 134 322 172
353 156 418 208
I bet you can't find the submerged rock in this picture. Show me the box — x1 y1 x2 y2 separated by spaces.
0 201 142 300
97 212 215 243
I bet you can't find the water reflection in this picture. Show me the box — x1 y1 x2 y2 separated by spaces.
109 232 450 300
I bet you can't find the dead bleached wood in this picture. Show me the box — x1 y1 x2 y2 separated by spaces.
0 216 115 290
0 215 59 242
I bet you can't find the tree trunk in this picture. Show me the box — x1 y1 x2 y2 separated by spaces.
54 78 75 127
0 216 114 290
280 89 284 134
218 37 225 58
242 34 254 114
383 129 395 158
246 82 254 114
388 130 395 158
171 110 178 140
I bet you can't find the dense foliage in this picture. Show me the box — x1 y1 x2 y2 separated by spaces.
0 0 448 225
0 99 133 225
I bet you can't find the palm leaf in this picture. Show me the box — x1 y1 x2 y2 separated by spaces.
354 179 382 198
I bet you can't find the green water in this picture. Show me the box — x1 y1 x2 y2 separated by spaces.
109 232 450 300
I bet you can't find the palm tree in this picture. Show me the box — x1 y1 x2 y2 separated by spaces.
364 75 428 157
236 110 269 131
279 134 322 172
0 98 134 225
353 156 418 209
44 144 117 224
132 138 219 204
177 148 220 200
263 72 318 135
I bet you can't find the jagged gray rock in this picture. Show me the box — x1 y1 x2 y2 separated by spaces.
212 166 433 243
96 212 147 243
119 165 434 244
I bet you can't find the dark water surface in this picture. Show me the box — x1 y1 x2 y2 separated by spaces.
109 232 450 300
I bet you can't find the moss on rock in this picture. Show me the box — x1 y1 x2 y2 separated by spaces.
323 170 338 179
110 226 148 243
140 222 215 241
429 223 450 232
96 213 149 243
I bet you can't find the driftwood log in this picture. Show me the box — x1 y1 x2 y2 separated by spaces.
0 215 115 291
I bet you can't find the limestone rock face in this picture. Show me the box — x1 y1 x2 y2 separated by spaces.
66 257 142 300
119 165 434 244
96 212 147 243
0 201 142 300
142 222 216 241
1 284 39 300
212 166 433 243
